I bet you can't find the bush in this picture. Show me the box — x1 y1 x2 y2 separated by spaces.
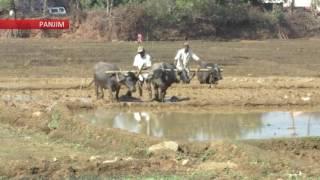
136 0 282 40
71 0 320 40
113 4 145 40
283 10 320 38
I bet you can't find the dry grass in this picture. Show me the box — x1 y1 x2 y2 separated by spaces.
1 39 320 78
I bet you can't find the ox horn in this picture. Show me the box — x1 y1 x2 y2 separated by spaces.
116 73 120 82
116 69 121 82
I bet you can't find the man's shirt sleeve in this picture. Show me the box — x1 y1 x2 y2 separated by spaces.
175 49 182 61
146 55 152 67
192 52 200 61
133 55 139 67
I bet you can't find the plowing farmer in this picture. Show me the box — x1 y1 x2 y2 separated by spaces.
174 42 201 78
133 46 152 96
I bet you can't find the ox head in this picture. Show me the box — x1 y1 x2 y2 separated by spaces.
169 63 190 84
118 72 139 92
209 64 223 84
177 69 192 84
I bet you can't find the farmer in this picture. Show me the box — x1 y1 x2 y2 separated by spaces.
174 42 201 77
133 46 152 96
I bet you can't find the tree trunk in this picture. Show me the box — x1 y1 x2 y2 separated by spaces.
106 0 110 15
43 0 47 17
106 0 114 41
69 0 82 32
30 0 34 13
110 0 113 15
10 0 16 17
291 0 295 14
76 0 81 10
69 0 82 12
10 0 16 38
105 0 113 16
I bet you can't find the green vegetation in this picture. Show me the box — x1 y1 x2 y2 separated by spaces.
71 0 318 40
127 0 283 40
2 0 319 40
0 0 10 8
48 110 61 130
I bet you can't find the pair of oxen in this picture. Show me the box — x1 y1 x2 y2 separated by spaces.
93 62 223 102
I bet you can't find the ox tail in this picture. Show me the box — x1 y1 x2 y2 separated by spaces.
87 79 95 87
81 78 95 89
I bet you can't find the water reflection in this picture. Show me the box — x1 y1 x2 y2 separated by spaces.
77 109 320 142
254 112 320 140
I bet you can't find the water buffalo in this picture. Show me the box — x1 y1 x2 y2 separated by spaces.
197 62 223 88
147 63 183 102
93 62 138 102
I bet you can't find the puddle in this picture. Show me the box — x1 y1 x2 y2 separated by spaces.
76 109 320 141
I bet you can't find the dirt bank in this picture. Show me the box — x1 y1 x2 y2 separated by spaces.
1 100 320 179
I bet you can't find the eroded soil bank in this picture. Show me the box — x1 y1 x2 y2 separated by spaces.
1 102 320 179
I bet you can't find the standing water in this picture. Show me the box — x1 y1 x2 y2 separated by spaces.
76 109 320 142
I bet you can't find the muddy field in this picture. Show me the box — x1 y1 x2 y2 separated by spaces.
1 39 320 179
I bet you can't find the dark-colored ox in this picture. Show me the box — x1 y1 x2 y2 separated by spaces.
93 62 139 102
197 62 223 88
147 63 189 102
177 68 194 84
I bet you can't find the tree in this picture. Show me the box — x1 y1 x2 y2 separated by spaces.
105 0 114 41
9 0 16 37
42 0 47 16
69 0 82 11
105 0 113 15
0 0 11 9
29 0 35 12
9 0 15 17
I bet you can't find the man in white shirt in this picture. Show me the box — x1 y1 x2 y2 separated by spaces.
133 46 152 81
174 42 200 78
133 46 152 96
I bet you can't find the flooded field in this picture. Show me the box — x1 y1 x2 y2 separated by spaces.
1 39 320 178
78 109 320 141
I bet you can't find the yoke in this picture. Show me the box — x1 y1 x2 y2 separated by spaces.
105 68 216 74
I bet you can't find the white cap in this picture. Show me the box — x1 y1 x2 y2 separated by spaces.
137 46 144 53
